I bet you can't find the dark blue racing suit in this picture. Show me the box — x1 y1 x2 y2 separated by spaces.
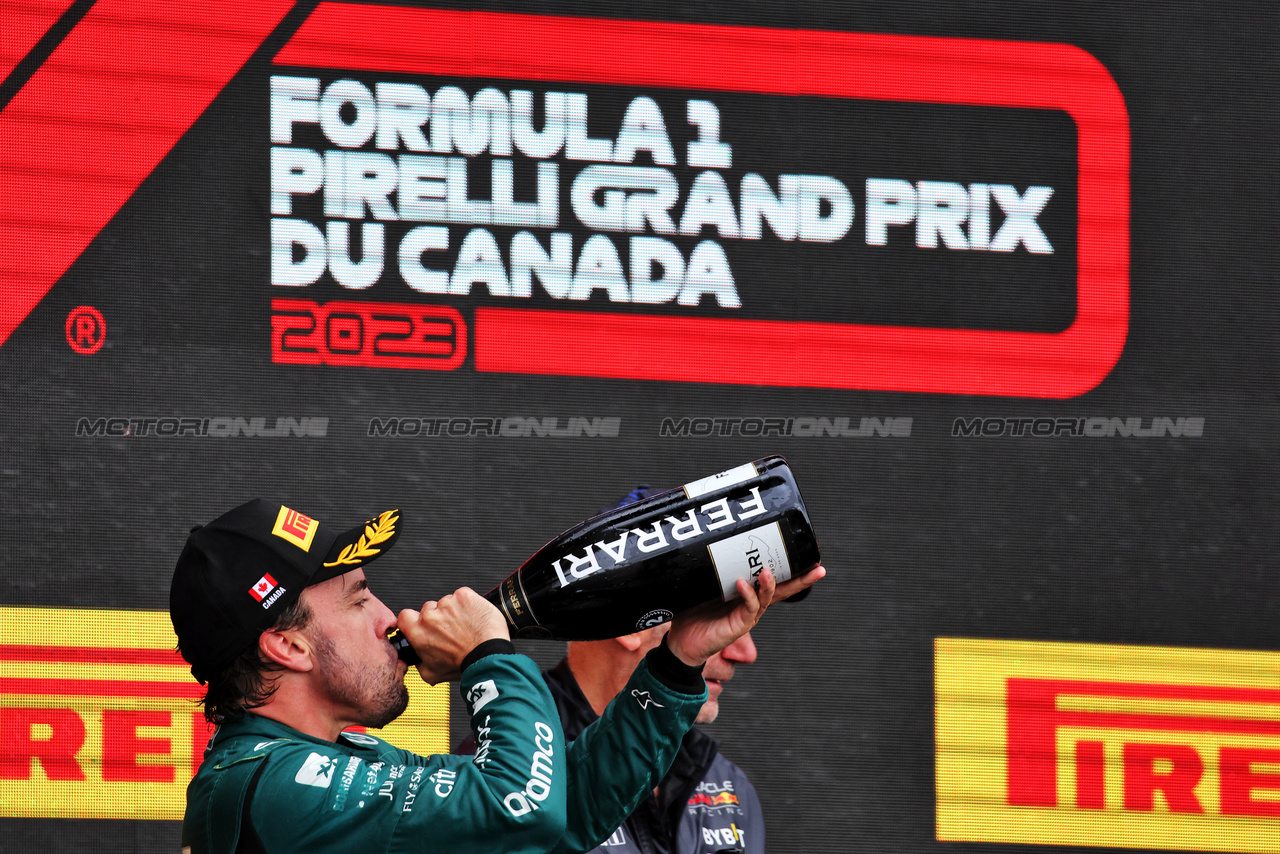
460 658 763 854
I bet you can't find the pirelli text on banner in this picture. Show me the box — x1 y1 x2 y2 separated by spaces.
936 637 1280 854
0 607 448 820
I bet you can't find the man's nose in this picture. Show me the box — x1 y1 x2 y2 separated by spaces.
371 595 398 634
723 631 757 664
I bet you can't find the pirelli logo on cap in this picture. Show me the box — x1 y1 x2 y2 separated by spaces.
936 638 1280 853
0 606 449 819
272 505 317 552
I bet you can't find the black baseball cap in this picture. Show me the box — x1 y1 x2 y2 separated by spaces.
170 499 401 684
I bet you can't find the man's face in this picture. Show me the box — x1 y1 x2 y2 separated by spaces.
695 631 757 724
635 626 758 724
301 570 409 729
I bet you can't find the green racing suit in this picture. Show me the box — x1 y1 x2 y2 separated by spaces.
181 642 706 854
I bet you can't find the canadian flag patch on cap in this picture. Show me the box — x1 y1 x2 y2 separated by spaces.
249 573 278 602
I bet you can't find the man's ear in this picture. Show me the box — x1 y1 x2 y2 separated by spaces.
615 632 645 653
259 628 315 672
615 624 667 653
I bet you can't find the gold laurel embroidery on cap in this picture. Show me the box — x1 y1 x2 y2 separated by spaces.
323 510 398 567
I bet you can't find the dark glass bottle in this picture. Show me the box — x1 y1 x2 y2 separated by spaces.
483 455 819 641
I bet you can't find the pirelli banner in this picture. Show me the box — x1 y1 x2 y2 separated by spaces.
937 639 1280 853
0 1 1271 853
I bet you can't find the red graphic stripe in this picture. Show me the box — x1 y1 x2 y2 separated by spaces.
474 309 1122 396
1021 678 1280 706
1034 710 1280 736
1010 677 1280 733
277 5 1107 109
0 644 185 667
0 676 202 699
0 0 294 347
0 0 76 81
277 6 1128 398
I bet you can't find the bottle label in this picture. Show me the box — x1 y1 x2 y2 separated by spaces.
706 521 792 600
636 608 674 631
683 461 759 499
551 486 771 587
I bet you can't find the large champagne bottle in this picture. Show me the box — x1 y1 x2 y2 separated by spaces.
482 455 820 641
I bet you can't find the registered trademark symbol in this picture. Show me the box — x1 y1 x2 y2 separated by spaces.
66 306 105 354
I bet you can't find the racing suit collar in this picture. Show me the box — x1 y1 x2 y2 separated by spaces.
209 712 376 752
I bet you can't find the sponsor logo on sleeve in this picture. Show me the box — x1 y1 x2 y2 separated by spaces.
356 759 385 807
631 689 665 711
936 638 1280 853
294 752 336 788
466 679 499 714
378 763 406 805
504 722 556 817
401 766 427 813
330 755 363 812
473 714 493 768
430 767 457 798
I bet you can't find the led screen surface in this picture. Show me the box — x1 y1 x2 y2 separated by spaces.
0 2 1276 852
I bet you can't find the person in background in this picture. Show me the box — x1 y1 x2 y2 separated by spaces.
460 486 772 854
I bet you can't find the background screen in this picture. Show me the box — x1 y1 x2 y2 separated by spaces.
1 1 1277 852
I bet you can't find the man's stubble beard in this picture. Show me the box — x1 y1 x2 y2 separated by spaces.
313 629 409 729
695 701 719 725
